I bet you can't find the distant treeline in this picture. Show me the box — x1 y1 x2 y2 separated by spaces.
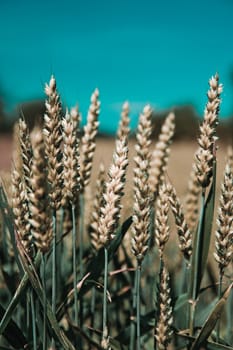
0 100 232 143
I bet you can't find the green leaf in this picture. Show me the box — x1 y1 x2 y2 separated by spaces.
189 160 216 302
173 293 189 330
0 253 41 336
191 283 233 350
176 332 233 350
0 304 28 349
16 245 75 350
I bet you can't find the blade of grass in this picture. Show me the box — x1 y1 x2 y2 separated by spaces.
191 283 233 350
188 161 216 335
0 304 28 349
176 332 233 350
16 240 76 350
0 252 41 336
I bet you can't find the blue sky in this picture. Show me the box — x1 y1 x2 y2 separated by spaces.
0 0 233 132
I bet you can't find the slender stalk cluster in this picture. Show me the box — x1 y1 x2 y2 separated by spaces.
195 74 222 188
155 264 173 350
167 183 192 261
80 89 100 192
62 110 80 206
214 163 233 274
149 112 175 199
155 184 170 258
43 75 63 210
131 105 152 263
98 127 129 248
89 163 106 252
29 130 52 253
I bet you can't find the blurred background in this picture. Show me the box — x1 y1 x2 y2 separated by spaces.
0 0 233 169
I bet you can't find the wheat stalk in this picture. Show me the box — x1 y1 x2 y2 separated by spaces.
131 105 152 263
131 105 152 350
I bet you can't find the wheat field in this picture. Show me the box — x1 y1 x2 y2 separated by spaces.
0 73 232 350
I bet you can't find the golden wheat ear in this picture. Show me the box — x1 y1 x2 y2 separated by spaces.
131 105 152 263
167 182 192 261
98 114 129 248
154 263 173 350
89 162 106 252
29 129 52 253
214 162 233 274
61 109 80 207
43 75 63 211
195 73 223 188
79 88 100 193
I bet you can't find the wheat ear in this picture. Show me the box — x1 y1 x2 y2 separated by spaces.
18 118 33 194
11 119 33 256
29 129 52 253
43 75 63 210
195 73 222 188
149 112 175 199
155 183 170 259
154 263 173 350
62 109 80 207
131 105 152 263
214 163 233 274
12 122 23 178
117 101 130 140
89 163 106 252
98 126 129 248
80 89 100 192
11 168 33 256
167 183 192 261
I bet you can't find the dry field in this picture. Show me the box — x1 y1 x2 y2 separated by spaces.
0 134 228 203
0 74 232 350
